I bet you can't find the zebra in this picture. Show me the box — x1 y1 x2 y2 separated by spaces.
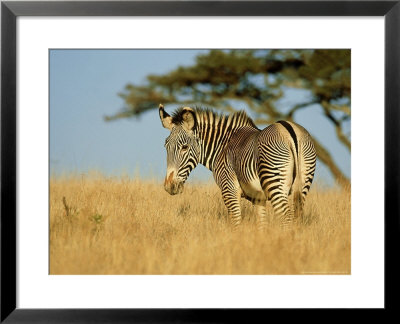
159 104 316 229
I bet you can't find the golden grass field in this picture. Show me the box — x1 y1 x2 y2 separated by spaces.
50 174 351 275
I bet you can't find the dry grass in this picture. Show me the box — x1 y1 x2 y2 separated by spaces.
50 174 351 275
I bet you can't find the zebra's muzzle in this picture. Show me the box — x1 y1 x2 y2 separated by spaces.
164 181 184 195
164 171 184 195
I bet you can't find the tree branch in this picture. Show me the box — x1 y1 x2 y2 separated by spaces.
312 136 350 187
321 101 351 152
287 101 319 119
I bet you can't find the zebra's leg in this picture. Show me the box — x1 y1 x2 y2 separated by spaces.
267 182 294 229
254 200 267 231
213 155 243 228
273 194 292 228
220 180 242 228
298 142 317 223
215 167 242 227
260 169 295 228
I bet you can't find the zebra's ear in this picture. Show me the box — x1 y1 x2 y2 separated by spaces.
182 107 196 132
159 104 173 130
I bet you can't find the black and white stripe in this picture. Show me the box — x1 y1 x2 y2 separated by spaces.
159 105 316 228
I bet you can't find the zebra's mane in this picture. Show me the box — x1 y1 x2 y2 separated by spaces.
171 106 257 129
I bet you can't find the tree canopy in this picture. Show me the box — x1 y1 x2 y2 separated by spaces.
107 49 351 186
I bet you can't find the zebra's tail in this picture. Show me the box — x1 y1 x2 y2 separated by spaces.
292 141 303 223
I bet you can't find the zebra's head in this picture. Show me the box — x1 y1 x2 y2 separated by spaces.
159 104 201 195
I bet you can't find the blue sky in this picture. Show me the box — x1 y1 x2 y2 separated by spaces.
50 49 350 186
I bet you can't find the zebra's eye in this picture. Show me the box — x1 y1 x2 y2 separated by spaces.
181 144 189 152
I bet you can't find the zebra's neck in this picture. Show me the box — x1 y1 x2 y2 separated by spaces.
193 110 257 171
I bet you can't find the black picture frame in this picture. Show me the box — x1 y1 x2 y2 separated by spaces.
1 0 399 322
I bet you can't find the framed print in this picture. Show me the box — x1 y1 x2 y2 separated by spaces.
1 0 399 322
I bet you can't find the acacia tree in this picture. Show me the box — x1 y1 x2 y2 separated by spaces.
107 49 350 186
